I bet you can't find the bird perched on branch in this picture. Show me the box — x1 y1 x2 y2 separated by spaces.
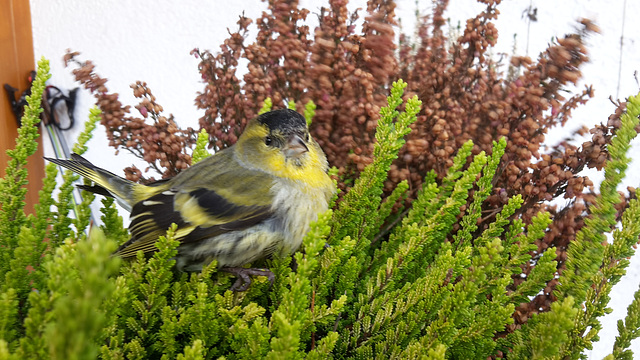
46 109 335 291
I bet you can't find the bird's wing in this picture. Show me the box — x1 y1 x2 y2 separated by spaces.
115 156 276 258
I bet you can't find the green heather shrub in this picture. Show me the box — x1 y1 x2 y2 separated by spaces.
2 58 640 359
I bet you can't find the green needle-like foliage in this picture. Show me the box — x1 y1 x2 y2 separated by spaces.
609 282 640 360
2 62 640 359
303 100 316 127
44 230 120 360
259 98 273 115
0 58 50 270
73 107 100 239
558 92 640 359
330 79 422 247
192 129 212 164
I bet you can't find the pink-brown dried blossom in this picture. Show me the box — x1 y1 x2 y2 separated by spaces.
65 52 195 182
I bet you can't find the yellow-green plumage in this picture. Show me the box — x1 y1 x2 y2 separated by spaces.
46 109 335 280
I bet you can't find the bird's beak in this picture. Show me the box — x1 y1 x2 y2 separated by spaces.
285 134 309 158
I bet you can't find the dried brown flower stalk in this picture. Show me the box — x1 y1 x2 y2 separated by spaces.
64 52 196 182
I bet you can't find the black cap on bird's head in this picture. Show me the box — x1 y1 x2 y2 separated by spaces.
257 109 307 133
252 109 310 161
234 108 326 172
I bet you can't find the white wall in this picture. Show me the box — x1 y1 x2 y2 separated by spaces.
29 1 640 358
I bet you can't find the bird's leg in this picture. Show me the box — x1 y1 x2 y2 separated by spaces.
222 267 275 291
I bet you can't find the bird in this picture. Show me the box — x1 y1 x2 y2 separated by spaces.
45 109 335 291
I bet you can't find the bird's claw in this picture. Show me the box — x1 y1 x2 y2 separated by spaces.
222 267 275 292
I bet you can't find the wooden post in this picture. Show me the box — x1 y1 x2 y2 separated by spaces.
0 0 44 214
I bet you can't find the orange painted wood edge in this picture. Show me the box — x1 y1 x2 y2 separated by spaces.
1 0 45 215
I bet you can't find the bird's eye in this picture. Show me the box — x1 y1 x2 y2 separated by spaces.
305 133 310 141
265 136 273 146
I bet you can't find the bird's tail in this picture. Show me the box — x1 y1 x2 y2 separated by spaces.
45 153 142 212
